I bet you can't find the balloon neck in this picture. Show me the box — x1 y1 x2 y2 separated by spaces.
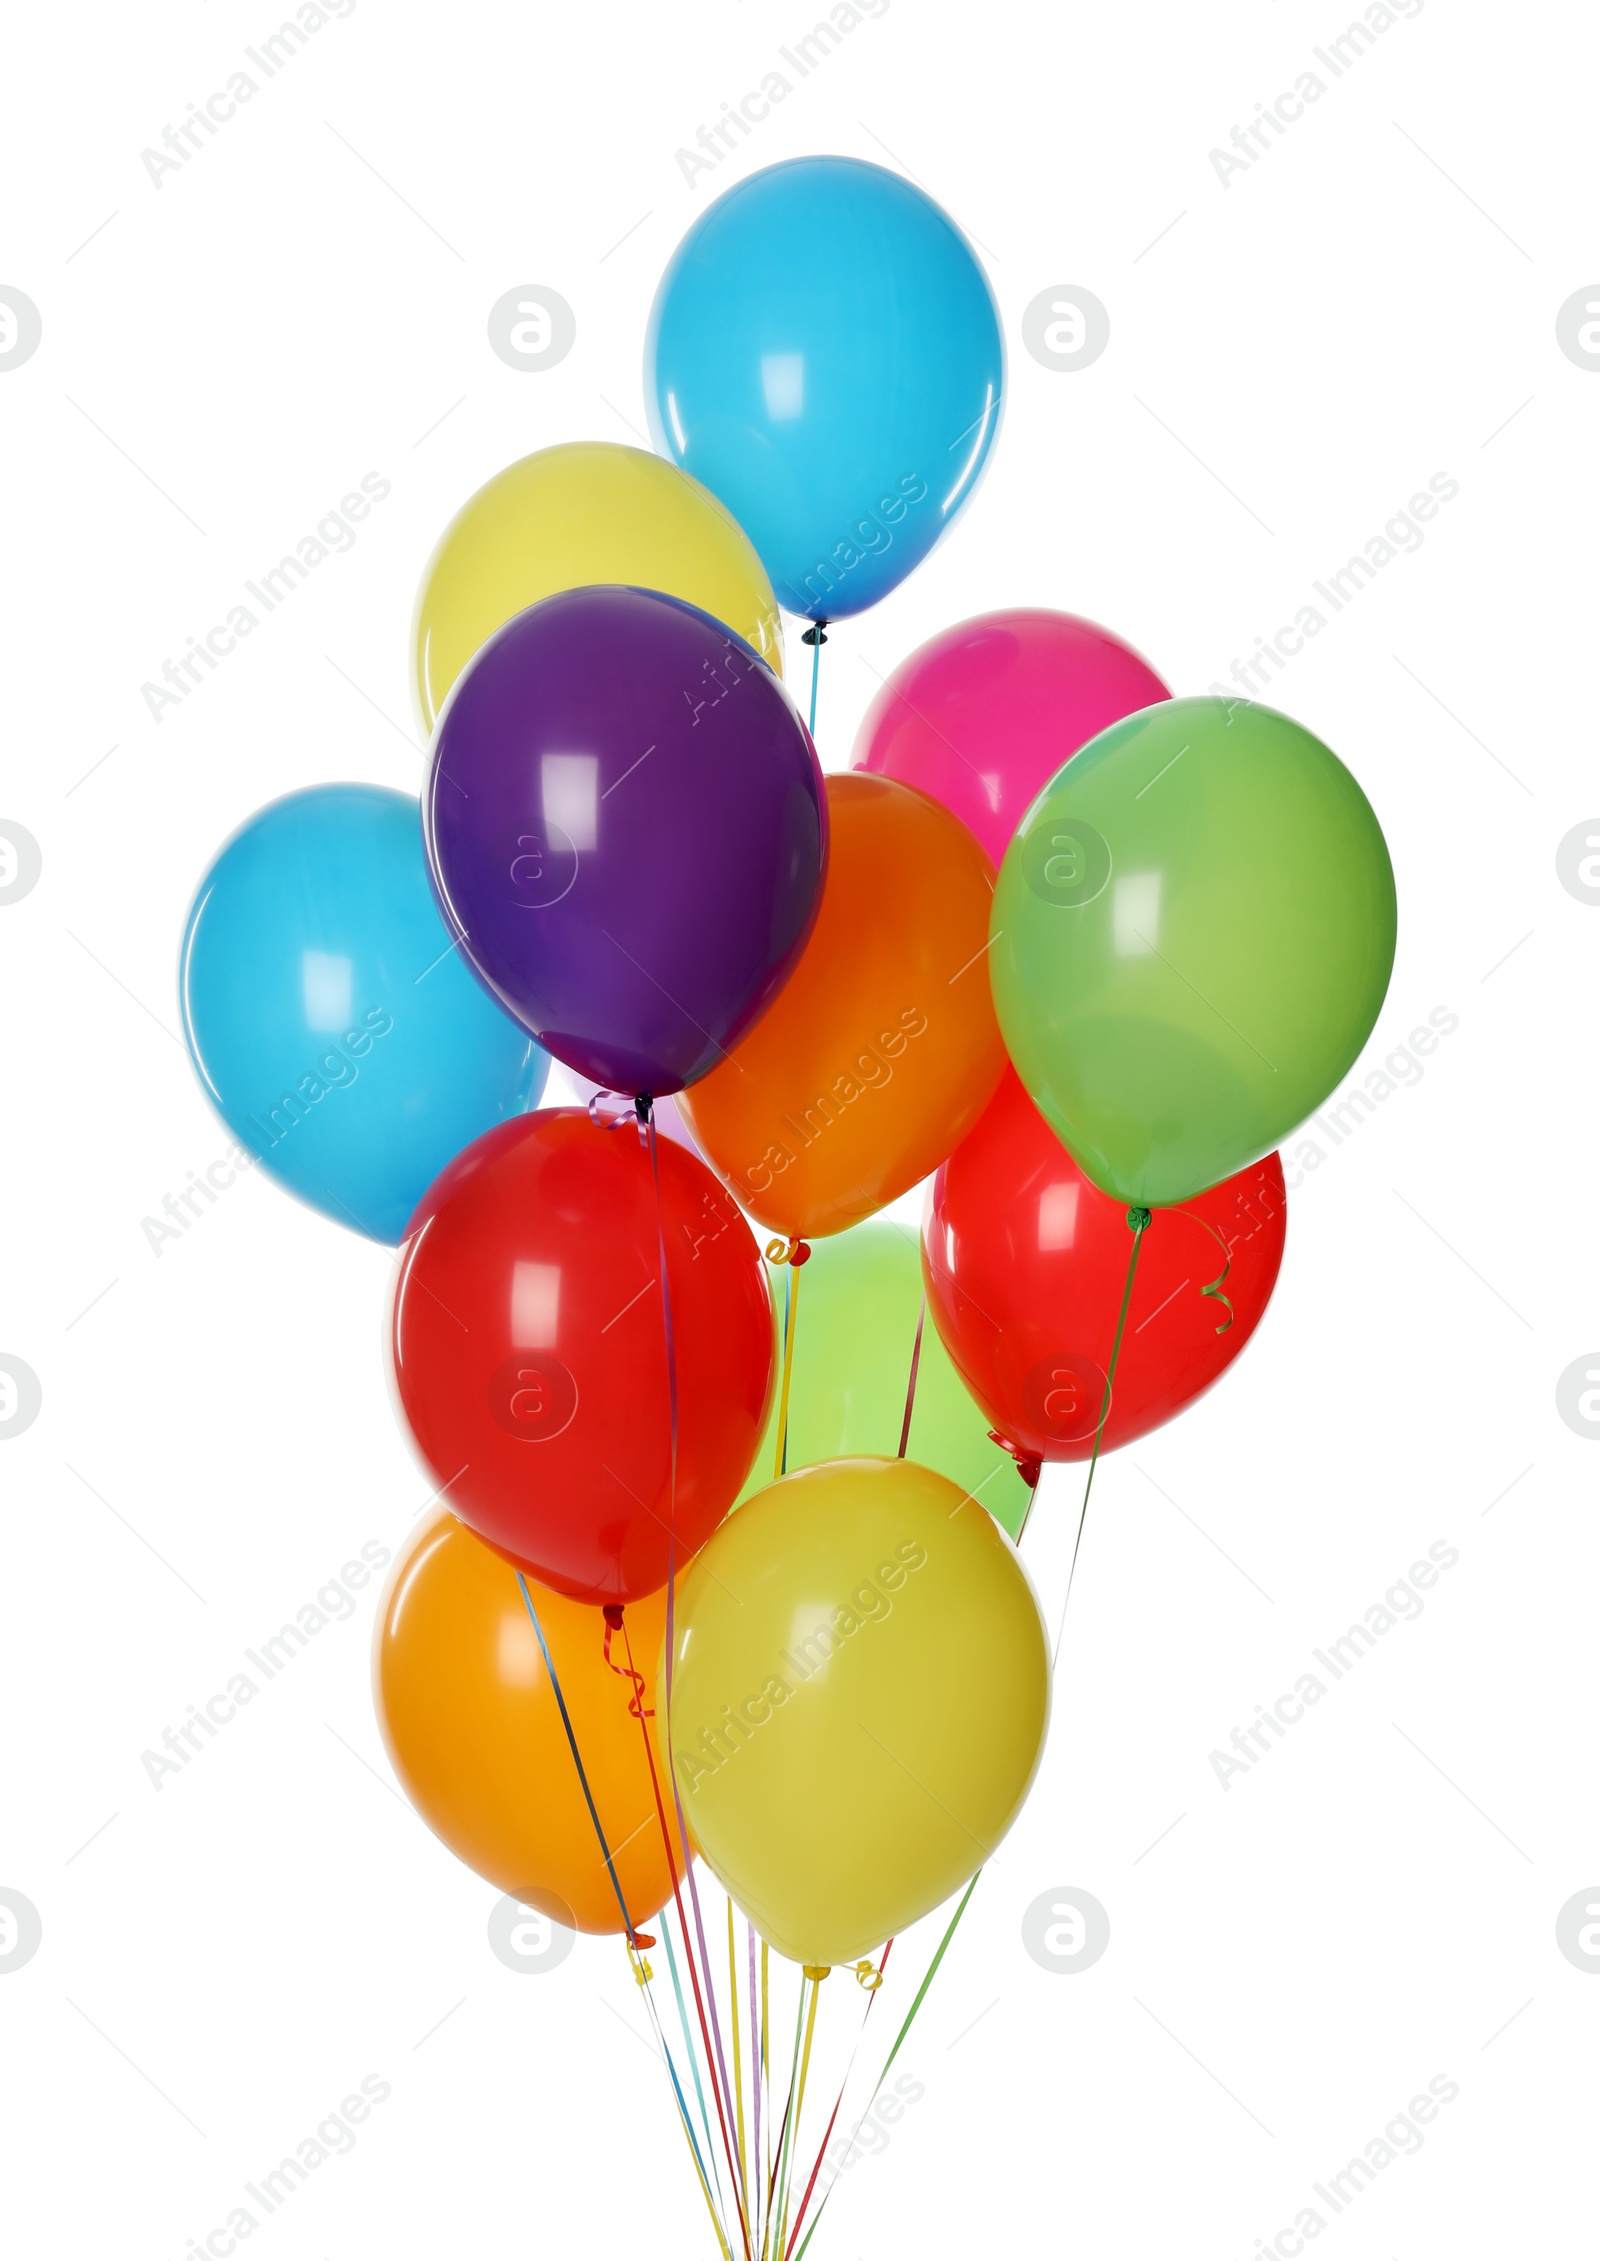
987 1428 1042 1492
1126 1205 1153 1233
800 622 829 647
602 1604 625 1630
802 1963 831 1981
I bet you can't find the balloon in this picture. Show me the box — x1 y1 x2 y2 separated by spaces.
737 1220 1031 1536
925 1069 1287 1462
180 785 546 1243
679 775 1007 1238
411 442 784 734
854 609 1169 868
424 586 827 1096
660 1456 1049 1967
389 1109 773 1604
645 157 1003 620
374 1508 683 1933
991 697 1397 1207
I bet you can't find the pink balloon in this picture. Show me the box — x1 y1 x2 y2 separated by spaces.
852 610 1171 869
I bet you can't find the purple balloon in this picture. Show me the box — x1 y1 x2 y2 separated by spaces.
423 585 827 1095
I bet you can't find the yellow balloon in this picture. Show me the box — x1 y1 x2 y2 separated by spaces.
411 441 785 732
659 1456 1050 1966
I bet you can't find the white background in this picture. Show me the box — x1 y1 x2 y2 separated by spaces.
2 0 1597 2254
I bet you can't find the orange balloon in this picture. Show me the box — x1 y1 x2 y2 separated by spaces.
681 773 1007 1238
374 1509 684 1934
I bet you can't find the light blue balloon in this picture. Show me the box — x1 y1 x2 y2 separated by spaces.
180 784 547 1242
645 156 1003 621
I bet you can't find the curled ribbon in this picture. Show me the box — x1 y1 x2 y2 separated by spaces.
602 1604 654 1720
586 1087 653 1145
764 1235 811 1267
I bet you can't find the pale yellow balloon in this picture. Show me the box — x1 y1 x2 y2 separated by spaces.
659 1456 1050 1967
411 441 785 732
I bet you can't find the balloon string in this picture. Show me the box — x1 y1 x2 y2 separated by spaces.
662 1912 727 2215
620 1606 752 2261
748 1921 762 2243
640 1966 733 2261
803 620 827 737
780 1941 893 2261
766 1238 809 1477
761 1940 771 2228
774 1972 825 2261
520 1571 729 2245
765 1976 809 2257
1050 1206 1151 1660
896 1295 926 1459
1184 1213 1236 1333
791 1872 983 2261
728 1899 750 2232
515 1574 642 1944
646 1104 750 2251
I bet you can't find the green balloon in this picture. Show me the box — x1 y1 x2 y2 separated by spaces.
991 697 1396 1207
737 1220 1031 1538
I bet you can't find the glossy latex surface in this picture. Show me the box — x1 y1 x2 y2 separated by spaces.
374 1509 682 1933
424 585 826 1096
854 608 1169 868
661 1456 1049 1966
411 441 783 732
180 784 545 1243
680 773 1007 1238
389 1110 774 1602
925 1069 1286 1462
646 157 1003 619
992 697 1397 1206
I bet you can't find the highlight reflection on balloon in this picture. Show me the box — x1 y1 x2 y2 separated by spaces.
423 585 827 1096
646 157 1003 619
180 784 546 1243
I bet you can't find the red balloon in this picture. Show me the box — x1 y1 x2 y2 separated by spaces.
923 1070 1286 1461
389 1109 774 1602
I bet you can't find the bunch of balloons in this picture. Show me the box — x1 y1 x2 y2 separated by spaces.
180 155 1396 2259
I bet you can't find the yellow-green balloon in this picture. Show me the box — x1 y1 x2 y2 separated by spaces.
736 1220 1031 1535
660 1457 1050 1967
991 697 1396 1207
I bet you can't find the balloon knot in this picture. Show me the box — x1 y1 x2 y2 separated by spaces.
800 623 829 646
1126 1206 1153 1233
602 1604 625 1630
987 1428 1043 1489
802 1964 831 1981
